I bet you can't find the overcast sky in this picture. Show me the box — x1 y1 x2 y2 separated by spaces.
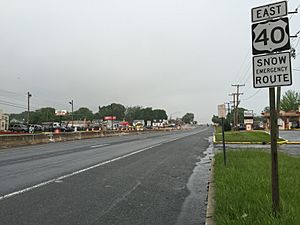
0 0 299 123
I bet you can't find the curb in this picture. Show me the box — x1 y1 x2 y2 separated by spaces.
212 140 300 145
212 134 289 145
284 141 300 145
205 158 215 225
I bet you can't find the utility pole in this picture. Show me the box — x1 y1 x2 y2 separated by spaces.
27 91 32 132
224 102 231 117
231 84 245 130
69 100 74 127
229 93 236 129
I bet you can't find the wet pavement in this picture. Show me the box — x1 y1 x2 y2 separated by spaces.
176 137 214 225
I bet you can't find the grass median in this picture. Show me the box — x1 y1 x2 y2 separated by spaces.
214 130 285 143
214 150 300 225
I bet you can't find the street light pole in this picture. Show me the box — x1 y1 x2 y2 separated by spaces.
27 91 32 132
69 100 74 127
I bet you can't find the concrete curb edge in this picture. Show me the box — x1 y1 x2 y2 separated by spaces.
212 134 292 145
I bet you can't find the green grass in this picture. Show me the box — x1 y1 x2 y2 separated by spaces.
214 131 285 143
214 126 222 133
214 150 300 225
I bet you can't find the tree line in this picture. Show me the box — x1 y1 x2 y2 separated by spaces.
9 103 195 125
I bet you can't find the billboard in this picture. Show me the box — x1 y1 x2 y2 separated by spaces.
55 110 68 116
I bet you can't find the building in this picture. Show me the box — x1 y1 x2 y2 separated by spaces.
262 110 300 130
0 111 9 131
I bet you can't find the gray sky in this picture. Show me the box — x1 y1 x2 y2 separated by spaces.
0 0 299 123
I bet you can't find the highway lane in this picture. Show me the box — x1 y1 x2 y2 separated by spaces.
0 126 213 225
0 130 193 195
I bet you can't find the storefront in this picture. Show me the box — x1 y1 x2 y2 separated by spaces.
262 110 300 130
0 111 9 131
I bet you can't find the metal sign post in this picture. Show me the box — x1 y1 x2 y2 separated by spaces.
221 117 227 166
218 104 227 166
251 1 292 214
269 87 280 213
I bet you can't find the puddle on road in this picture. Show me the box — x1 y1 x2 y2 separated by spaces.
175 137 214 225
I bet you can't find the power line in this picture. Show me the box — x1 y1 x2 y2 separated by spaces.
293 36 300 49
0 99 27 108
242 89 262 101
0 88 23 96
0 101 27 110
289 3 300 20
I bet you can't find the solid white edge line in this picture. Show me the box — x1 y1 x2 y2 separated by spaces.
0 127 209 201
0 143 161 201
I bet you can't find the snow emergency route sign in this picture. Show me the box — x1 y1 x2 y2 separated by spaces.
252 52 292 88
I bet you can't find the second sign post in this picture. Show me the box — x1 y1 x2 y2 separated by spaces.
251 0 292 214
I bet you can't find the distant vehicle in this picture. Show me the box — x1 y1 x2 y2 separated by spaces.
29 124 43 132
135 122 144 131
41 123 53 132
132 120 145 130
9 124 28 132
238 124 246 131
61 126 74 132
53 124 74 132
52 122 60 129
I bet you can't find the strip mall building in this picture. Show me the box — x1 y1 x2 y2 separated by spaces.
262 109 300 130
0 111 9 131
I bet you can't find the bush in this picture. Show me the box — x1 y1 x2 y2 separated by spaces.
223 119 231 131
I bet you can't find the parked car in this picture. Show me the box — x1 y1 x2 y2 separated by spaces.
9 124 28 132
29 124 43 132
61 126 74 132
238 123 246 130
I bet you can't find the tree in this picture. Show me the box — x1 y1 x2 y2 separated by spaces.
124 106 167 123
182 113 194 124
211 115 231 131
226 107 246 125
280 90 300 111
73 107 94 121
152 109 168 120
97 103 126 120
9 111 27 123
110 103 126 120
10 107 56 124
124 106 143 122
31 107 56 123
211 115 221 124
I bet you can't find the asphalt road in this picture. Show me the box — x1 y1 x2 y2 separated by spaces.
279 130 300 142
0 126 213 225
